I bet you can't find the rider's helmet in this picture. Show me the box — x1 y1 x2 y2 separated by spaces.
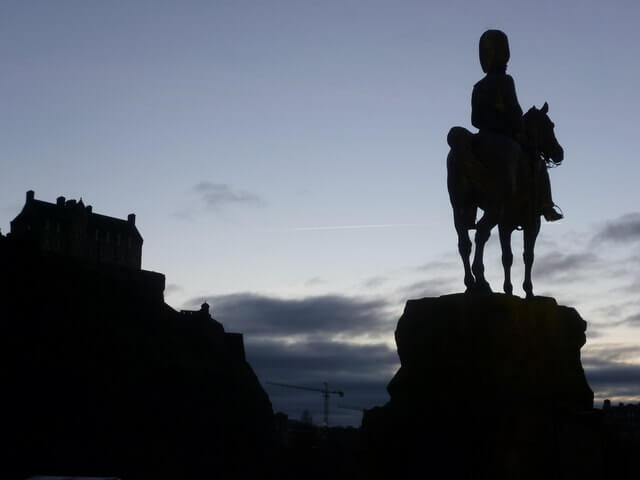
479 30 510 73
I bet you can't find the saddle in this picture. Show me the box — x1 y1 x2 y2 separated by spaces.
447 127 505 201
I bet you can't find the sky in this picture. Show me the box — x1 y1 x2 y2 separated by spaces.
2 0 640 426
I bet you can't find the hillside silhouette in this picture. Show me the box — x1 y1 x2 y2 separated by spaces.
0 192 274 479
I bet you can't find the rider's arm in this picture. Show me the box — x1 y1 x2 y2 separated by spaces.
505 75 524 134
471 82 483 130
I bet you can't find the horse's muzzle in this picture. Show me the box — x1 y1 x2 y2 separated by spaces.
552 145 564 164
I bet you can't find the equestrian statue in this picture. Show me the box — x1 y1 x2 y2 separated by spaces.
447 30 564 298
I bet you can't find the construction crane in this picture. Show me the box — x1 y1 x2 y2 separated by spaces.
268 381 344 428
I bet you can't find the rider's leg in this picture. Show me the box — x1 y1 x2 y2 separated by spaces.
539 163 563 221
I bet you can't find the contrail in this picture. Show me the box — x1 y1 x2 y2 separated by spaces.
291 223 423 231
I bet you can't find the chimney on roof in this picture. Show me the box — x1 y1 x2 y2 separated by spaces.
56 196 66 206
26 190 35 203
86 205 92 213
127 213 136 225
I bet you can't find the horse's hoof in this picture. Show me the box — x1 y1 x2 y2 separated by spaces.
525 292 535 300
463 277 475 293
468 281 492 294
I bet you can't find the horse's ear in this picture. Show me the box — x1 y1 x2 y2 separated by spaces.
541 102 549 114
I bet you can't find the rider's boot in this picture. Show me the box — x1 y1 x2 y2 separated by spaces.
543 203 563 222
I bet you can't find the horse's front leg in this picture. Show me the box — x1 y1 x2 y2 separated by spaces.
523 217 541 299
454 207 475 291
471 211 497 293
498 223 514 295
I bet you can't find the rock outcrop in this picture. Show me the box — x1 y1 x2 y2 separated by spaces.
0 235 274 479
362 293 602 479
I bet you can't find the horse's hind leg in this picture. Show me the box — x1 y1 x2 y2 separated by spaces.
454 207 475 291
498 224 513 295
471 210 498 293
523 217 541 299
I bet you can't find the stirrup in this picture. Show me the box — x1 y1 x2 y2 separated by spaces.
543 204 563 222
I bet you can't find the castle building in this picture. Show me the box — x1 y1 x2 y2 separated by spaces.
9 190 143 269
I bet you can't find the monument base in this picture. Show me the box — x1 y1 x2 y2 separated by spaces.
362 293 602 479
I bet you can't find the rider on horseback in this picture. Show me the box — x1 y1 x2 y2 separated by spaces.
472 29 562 222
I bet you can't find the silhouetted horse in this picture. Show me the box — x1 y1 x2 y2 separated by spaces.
447 103 564 298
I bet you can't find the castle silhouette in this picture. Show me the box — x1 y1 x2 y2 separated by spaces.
9 190 142 269
0 191 273 479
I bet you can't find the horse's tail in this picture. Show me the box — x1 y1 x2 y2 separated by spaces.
447 126 500 205
447 127 474 208
447 126 472 150
446 126 474 181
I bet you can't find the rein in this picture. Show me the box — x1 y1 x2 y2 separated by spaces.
523 110 561 169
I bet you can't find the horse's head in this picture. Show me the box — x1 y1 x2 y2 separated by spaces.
523 102 564 166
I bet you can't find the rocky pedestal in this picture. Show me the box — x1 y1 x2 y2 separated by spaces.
362 293 602 479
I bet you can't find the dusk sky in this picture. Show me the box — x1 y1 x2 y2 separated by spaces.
3 1 640 426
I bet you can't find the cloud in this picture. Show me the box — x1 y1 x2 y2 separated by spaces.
248 338 397 381
588 305 640 329
190 293 394 340
170 209 194 221
179 292 640 425
585 328 604 339
586 364 640 399
582 344 640 369
249 338 396 425
164 283 183 295
533 251 601 280
304 276 325 287
609 276 640 295
624 312 640 327
397 277 458 298
582 344 640 402
592 212 640 245
193 182 265 210
182 292 400 425
362 276 388 288
415 259 458 272
290 223 422 232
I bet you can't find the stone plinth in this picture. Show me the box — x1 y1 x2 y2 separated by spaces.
362 293 602 479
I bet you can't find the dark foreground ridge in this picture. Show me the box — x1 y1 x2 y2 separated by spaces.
0 193 274 479
362 294 603 479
